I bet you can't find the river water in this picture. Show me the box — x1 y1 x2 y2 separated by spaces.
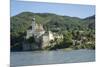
10 49 95 66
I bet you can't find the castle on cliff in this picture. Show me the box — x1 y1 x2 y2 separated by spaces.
22 17 63 50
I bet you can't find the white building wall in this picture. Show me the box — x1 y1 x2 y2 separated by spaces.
42 35 49 48
48 31 54 41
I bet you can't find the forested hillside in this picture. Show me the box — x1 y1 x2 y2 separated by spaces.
11 12 95 51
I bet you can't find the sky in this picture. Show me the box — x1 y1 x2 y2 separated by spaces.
11 0 95 18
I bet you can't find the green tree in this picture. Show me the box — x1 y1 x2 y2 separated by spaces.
62 31 73 47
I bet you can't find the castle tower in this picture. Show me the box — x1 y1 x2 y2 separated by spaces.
26 17 36 39
32 17 36 34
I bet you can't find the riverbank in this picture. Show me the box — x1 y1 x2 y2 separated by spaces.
11 47 75 52
11 47 95 53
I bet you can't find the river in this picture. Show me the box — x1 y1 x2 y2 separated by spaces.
10 49 95 66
